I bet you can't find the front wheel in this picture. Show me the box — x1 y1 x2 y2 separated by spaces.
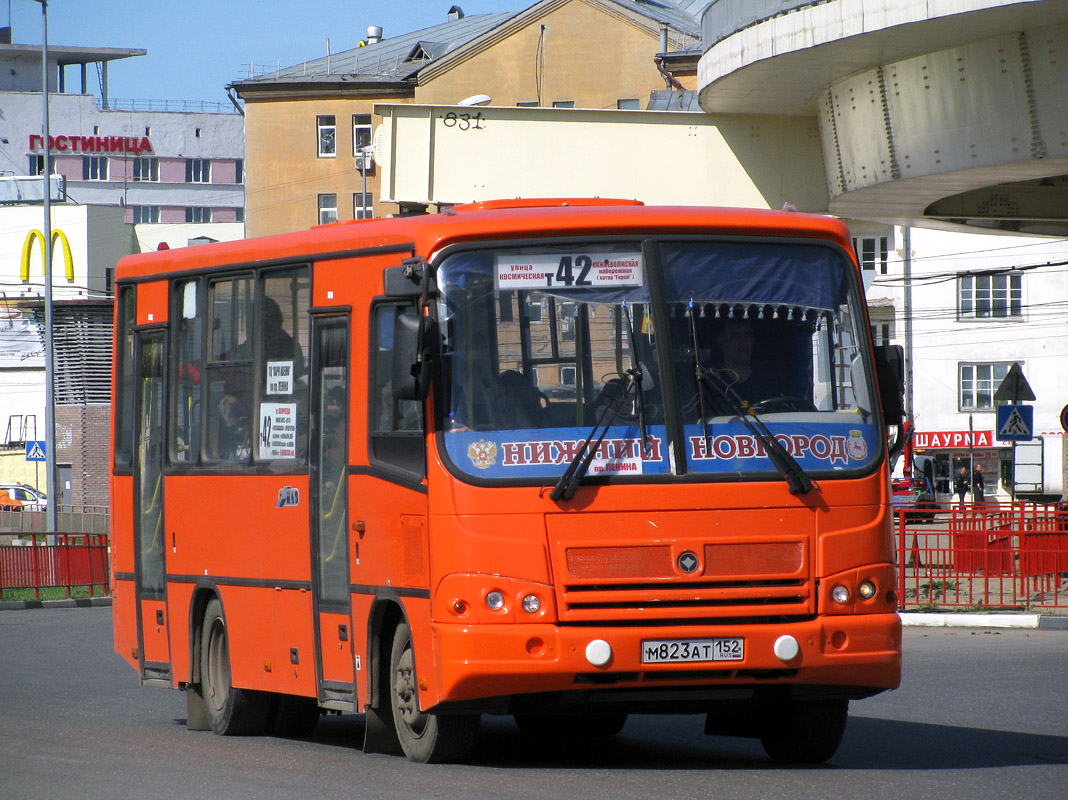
200 598 269 735
759 698 848 764
389 622 479 763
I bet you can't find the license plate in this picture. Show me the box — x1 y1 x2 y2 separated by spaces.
641 637 744 663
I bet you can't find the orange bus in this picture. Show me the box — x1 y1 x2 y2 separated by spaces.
112 199 905 764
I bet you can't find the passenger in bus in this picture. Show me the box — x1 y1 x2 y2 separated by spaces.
215 393 251 460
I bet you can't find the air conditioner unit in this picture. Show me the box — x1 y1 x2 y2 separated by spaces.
355 152 374 171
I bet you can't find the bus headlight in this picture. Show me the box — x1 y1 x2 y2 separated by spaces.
858 580 877 600
521 594 541 614
831 584 851 604
485 590 505 610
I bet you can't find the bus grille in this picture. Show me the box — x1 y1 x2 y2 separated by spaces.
556 541 812 622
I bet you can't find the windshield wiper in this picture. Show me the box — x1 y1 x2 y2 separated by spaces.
686 301 813 496
550 371 639 502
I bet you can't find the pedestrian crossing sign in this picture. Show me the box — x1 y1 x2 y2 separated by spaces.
996 404 1033 442
25 440 46 461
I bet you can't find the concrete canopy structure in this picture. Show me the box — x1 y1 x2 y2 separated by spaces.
698 0 1068 236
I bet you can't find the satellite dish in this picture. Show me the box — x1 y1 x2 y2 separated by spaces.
457 94 491 106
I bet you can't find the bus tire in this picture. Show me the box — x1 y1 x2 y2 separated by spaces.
759 698 848 764
388 621 479 763
200 598 269 735
266 694 320 738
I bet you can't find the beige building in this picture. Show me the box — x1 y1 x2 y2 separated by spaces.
230 0 704 236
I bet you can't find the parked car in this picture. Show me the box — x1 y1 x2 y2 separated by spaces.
0 483 47 511
891 476 937 522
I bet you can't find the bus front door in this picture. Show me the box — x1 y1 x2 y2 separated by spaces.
134 331 171 685
310 317 357 708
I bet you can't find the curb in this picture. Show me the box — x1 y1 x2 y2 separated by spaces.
0 596 112 611
900 612 1068 630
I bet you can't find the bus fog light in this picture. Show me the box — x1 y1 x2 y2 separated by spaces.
858 580 877 600
585 639 612 667
485 591 505 610
521 594 541 613
831 584 851 604
773 634 800 662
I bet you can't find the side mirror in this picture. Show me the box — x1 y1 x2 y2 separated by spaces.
874 344 905 426
392 311 436 401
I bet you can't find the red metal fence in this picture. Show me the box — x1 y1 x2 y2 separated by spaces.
898 502 1068 612
0 535 110 600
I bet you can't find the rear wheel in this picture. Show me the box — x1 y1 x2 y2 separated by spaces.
759 698 848 764
389 622 479 763
200 598 269 735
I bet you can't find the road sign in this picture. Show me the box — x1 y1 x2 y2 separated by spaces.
25 440 46 462
996 404 1033 441
993 362 1036 404
1061 404 1068 434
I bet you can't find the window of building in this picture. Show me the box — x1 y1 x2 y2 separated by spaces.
318 194 338 225
234 158 244 183
235 207 245 223
617 98 640 110
854 236 889 275
186 158 211 183
132 157 159 182
958 273 1022 319
83 156 109 181
959 362 1013 410
317 115 336 157
352 114 372 155
516 101 539 108
133 206 160 223
552 101 575 109
353 192 372 220
28 155 58 176
185 207 212 223
869 307 895 346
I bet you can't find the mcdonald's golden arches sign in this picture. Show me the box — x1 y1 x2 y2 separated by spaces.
20 229 76 283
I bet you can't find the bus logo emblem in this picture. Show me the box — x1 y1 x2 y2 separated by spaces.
277 487 300 508
677 551 699 574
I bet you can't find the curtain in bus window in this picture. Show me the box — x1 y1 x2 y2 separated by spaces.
172 279 202 463
206 277 252 462
257 269 310 462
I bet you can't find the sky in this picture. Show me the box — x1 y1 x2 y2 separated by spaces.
6 1 522 103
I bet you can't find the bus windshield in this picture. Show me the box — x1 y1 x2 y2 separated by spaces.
437 238 880 484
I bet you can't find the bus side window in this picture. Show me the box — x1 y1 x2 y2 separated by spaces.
370 303 424 476
113 286 137 469
206 276 253 462
172 279 203 463
257 269 310 462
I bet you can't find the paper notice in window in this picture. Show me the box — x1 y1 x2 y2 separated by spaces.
266 360 294 395
260 402 297 459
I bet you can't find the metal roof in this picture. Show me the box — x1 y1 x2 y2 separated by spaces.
609 0 707 37
234 12 515 87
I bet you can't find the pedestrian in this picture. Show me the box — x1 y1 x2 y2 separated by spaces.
972 463 985 503
954 467 969 505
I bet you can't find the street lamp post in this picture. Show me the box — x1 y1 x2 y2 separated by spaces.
34 0 58 534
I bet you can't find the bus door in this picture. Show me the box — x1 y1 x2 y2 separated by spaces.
134 330 171 685
310 316 357 708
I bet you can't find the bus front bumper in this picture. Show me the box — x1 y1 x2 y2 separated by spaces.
429 613 901 709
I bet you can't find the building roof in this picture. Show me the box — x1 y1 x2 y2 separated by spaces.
230 1 711 93
0 42 146 67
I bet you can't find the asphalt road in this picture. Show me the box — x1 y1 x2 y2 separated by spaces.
1 607 1065 799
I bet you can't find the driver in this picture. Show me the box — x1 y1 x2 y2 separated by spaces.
713 319 779 409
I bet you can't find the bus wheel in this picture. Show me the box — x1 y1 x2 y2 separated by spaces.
388 622 479 763
266 694 320 738
514 713 628 737
200 598 269 735
759 698 848 764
